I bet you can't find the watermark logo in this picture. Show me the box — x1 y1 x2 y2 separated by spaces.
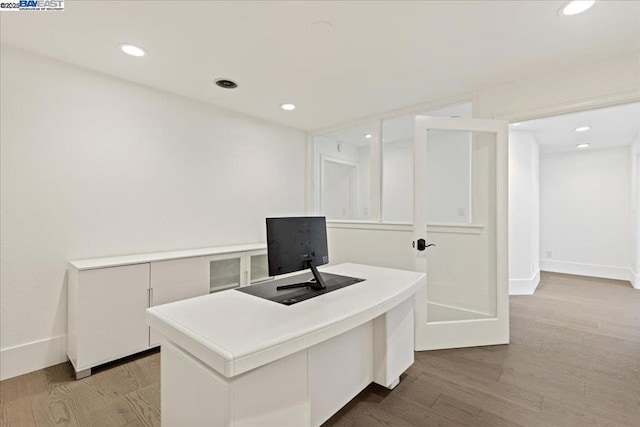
0 0 64 11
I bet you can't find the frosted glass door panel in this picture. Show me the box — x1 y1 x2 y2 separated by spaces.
210 258 241 293
424 130 497 323
426 130 472 224
250 254 271 283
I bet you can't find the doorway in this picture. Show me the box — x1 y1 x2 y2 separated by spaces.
508 102 639 290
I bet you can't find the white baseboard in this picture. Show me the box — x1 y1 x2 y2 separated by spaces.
509 270 540 295
0 335 67 381
632 270 640 289
540 259 633 283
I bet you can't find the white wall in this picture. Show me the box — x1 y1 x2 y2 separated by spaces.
0 47 307 378
539 146 632 280
631 136 640 288
508 131 540 294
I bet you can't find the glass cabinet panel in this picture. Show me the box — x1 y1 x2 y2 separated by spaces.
209 257 241 293
250 253 270 284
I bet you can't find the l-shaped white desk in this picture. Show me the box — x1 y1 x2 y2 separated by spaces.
146 263 425 427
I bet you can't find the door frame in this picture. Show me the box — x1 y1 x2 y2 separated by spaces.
413 115 509 350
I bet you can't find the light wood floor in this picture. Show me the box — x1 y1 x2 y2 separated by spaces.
1 272 638 426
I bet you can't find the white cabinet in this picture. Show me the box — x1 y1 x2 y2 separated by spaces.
248 250 271 284
149 257 209 346
208 253 246 293
206 249 272 293
68 263 150 378
68 243 267 379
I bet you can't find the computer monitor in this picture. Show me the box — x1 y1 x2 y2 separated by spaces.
266 216 329 291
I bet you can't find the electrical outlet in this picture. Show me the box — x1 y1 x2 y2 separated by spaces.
546 251 552 258
458 207 465 216
364 208 369 215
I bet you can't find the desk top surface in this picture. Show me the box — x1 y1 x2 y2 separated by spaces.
145 263 425 378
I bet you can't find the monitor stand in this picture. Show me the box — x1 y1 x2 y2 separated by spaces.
276 260 326 291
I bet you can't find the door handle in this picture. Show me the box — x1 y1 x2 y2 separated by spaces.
414 239 435 251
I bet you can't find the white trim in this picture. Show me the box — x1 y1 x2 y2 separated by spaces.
305 133 314 215
509 270 541 295
69 243 266 270
309 95 473 135
496 90 640 122
540 259 633 283
631 270 640 289
370 120 382 221
427 223 484 235
325 220 484 235
0 335 67 380
327 220 412 232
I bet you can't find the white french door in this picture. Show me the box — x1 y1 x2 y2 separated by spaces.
413 116 509 350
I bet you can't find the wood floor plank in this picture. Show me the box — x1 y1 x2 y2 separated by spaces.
81 395 143 427
0 396 36 427
0 375 29 404
429 393 523 427
123 384 160 427
0 272 637 426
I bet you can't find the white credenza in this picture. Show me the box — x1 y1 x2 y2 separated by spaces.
67 243 269 379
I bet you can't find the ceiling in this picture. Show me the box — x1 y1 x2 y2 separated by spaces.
512 102 640 153
1 1 639 131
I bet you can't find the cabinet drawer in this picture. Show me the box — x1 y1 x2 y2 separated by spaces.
78 290 149 335
149 282 207 347
78 264 149 302
151 257 208 289
151 282 206 307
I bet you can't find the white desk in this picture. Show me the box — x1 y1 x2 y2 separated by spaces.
146 263 425 427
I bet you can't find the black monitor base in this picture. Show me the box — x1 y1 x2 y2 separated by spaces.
276 260 326 291
236 272 365 305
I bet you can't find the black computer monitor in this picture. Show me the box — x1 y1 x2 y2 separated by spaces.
266 216 329 291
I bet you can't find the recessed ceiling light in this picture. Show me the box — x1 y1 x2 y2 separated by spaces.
511 122 522 127
120 44 146 57
575 126 590 132
215 79 238 89
364 134 372 139
560 0 596 16
281 103 296 111
576 143 590 148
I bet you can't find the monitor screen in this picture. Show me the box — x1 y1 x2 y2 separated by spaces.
266 216 329 277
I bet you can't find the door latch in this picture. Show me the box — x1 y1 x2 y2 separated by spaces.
414 239 435 251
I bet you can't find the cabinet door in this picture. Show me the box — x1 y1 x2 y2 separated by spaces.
207 253 246 293
247 250 272 284
149 257 208 346
76 264 150 370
